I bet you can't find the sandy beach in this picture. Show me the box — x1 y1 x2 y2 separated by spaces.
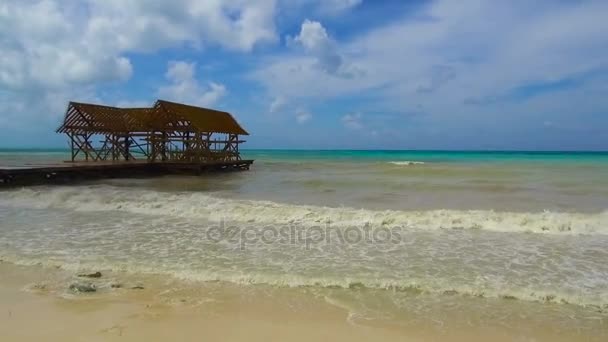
1 261 605 342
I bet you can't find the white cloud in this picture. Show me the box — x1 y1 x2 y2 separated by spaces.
281 0 362 15
158 61 227 107
0 0 279 90
0 1 133 90
319 0 362 13
0 0 367 97
3 0 608 149
289 19 359 76
0 0 280 137
269 96 288 113
0 85 99 147
278 0 361 16
84 0 278 53
254 0 608 120
115 100 152 108
341 113 363 130
293 20 331 51
295 109 312 124
200 83 228 107
0 0 369 147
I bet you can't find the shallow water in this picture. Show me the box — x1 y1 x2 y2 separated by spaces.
1 150 608 338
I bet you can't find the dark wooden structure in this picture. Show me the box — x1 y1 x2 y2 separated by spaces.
56 102 153 162
0 160 254 187
0 99 253 187
56 100 249 163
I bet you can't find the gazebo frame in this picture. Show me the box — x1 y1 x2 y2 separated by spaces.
56 100 248 163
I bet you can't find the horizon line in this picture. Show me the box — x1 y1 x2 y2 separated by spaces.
1 147 607 153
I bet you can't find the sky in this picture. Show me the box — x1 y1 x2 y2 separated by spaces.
0 0 607 150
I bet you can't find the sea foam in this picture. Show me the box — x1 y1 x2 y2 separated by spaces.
2 186 607 235
1 253 607 308
388 161 426 166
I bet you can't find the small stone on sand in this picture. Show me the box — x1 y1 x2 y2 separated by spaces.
78 271 102 278
69 283 97 293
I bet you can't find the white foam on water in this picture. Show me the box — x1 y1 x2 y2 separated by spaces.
2 186 607 235
1 254 607 308
388 161 426 166
2 192 608 309
2 186 608 309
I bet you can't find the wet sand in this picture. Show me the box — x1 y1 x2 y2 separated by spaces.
1 262 602 342
0 263 415 341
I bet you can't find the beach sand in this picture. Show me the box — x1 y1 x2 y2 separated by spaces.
1 262 597 342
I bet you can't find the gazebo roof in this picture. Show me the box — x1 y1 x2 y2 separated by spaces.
57 102 154 134
56 100 248 135
154 100 249 135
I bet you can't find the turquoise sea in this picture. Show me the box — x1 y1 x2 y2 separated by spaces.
3 148 608 162
1 148 608 339
246 149 608 162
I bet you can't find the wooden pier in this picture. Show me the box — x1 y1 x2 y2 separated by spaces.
57 100 250 164
0 160 254 187
1 99 256 187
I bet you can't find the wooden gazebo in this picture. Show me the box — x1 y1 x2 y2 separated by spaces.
57 100 249 163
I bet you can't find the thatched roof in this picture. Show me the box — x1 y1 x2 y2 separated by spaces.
57 100 249 135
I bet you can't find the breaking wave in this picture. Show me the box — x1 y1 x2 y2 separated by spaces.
2 186 607 235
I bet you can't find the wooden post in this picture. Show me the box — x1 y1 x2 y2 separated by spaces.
235 134 240 160
161 132 167 161
69 133 75 162
124 134 130 161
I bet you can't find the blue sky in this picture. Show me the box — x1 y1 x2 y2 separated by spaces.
1 0 607 150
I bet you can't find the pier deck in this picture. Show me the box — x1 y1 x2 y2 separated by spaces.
0 160 253 187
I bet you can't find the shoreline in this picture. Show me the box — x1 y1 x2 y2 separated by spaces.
1 261 605 341
0 262 418 341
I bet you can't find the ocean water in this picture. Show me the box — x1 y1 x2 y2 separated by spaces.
1 149 608 337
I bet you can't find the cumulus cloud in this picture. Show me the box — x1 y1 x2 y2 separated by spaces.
0 1 133 90
0 0 279 139
255 0 608 122
293 20 331 51
295 109 312 124
84 0 278 53
291 19 355 76
158 61 227 107
0 0 278 91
